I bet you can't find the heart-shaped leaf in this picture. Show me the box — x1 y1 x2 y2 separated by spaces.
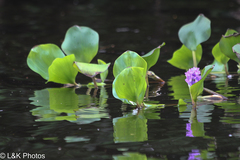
73 61 110 78
142 42 165 70
48 54 78 84
97 59 109 82
189 65 214 103
232 43 240 61
27 44 65 80
178 14 211 51
112 67 147 106
168 44 202 70
113 51 147 77
61 25 99 63
219 32 240 63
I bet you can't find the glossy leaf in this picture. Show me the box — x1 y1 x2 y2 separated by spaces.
168 44 202 70
232 43 240 61
27 44 65 80
97 59 108 82
113 51 147 77
212 43 230 65
73 62 110 78
112 67 147 105
190 65 214 103
48 54 78 84
61 25 99 63
212 29 237 65
210 59 227 74
178 14 211 51
142 42 165 70
219 32 240 63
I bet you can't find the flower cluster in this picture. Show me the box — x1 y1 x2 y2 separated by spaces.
185 67 201 86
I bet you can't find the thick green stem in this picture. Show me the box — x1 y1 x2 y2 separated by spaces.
192 50 197 67
189 88 196 106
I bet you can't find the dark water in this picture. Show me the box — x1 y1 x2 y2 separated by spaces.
1 0 240 159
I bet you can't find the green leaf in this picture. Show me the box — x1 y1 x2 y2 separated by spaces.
113 51 147 77
219 32 240 63
232 43 240 61
27 44 65 80
178 14 211 51
190 65 214 103
61 25 99 63
112 67 147 105
73 62 110 78
142 42 165 70
167 44 202 70
210 59 228 74
97 59 108 82
212 43 230 65
178 99 187 106
48 54 78 84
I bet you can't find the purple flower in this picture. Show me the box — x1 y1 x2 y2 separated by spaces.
185 67 201 86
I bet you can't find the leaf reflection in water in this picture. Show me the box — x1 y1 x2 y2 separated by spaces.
30 87 109 125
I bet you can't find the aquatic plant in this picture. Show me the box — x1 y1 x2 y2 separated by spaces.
185 65 214 106
168 14 211 70
27 25 110 87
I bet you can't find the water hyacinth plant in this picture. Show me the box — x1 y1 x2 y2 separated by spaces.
27 25 110 87
185 65 214 106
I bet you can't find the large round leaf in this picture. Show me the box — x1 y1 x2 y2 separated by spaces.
48 54 78 84
73 61 110 78
167 44 202 70
142 42 165 70
112 67 147 105
219 32 240 63
27 44 65 80
178 14 211 51
61 25 99 63
113 51 147 77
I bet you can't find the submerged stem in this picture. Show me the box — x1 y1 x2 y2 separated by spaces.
92 77 98 89
145 73 149 100
192 50 197 67
224 64 229 75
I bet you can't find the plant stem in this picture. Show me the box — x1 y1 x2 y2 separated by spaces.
189 88 196 106
192 50 197 67
224 64 229 75
92 77 98 89
203 87 228 100
145 73 149 100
